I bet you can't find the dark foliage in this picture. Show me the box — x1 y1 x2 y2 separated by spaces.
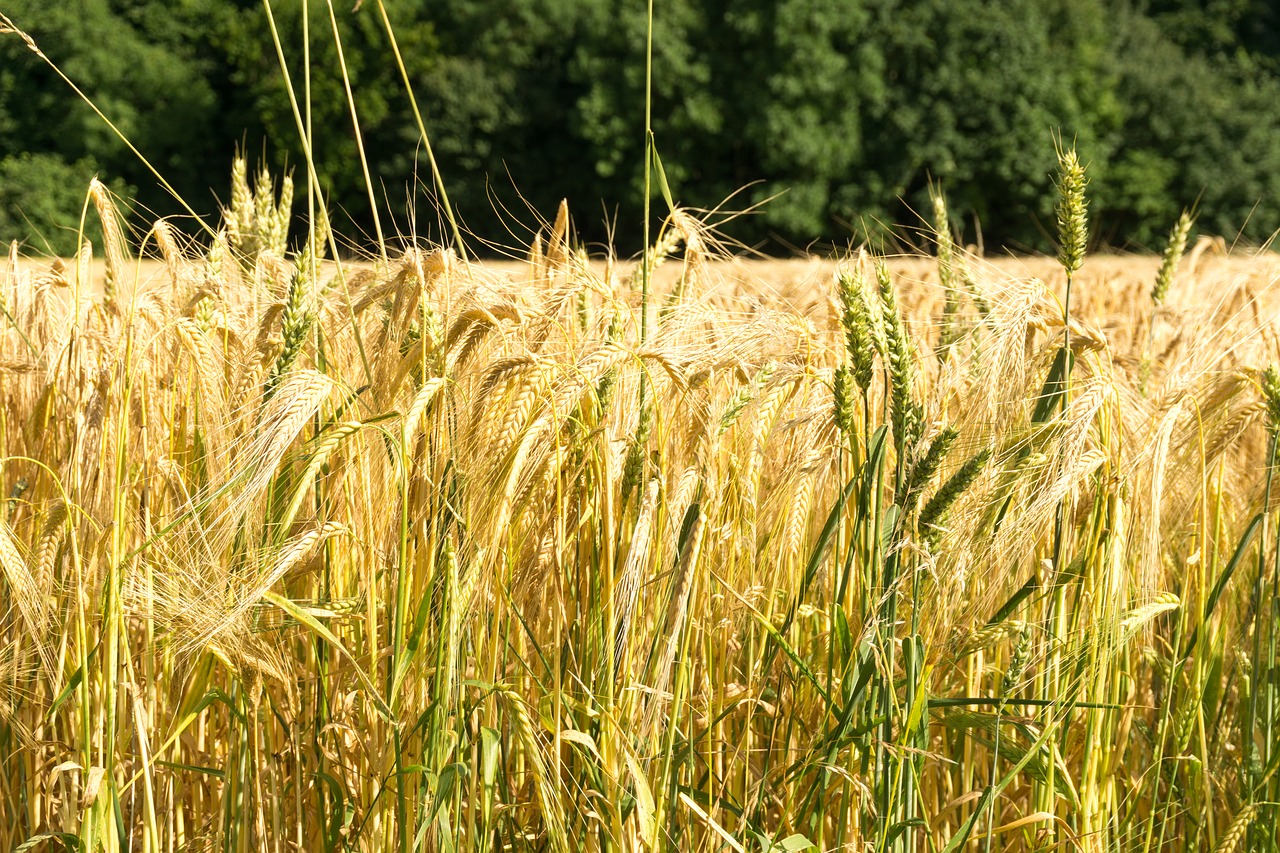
2 0 1278 256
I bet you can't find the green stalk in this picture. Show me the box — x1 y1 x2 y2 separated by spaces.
325 0 387 262
641 0 654 345
1247 427 1279 844
260 0 371 386
1042 144 1087 823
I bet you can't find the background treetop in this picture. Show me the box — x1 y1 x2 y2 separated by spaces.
2 0 1278 256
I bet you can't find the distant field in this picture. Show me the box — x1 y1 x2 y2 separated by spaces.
16 243 1277 331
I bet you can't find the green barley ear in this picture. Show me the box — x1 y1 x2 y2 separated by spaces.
902 425 959 511
1054 146 1088 277
1000 624 1033 696
836 270 876 391
920 445 992 539
621 402 654 498
1151 210 1193 306
1261 366 1280 431
875 260 922 455
265 260 314 400
932 189 961 357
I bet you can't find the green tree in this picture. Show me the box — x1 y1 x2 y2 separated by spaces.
0 0 230 244
0 153 127 255
838 0 1118 250
1100 8 1280 245
214 0 443 244
5 0 1280 255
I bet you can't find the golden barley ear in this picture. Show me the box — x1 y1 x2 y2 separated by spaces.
1214 805 1257 853
89 178 129 307
547 198 570 269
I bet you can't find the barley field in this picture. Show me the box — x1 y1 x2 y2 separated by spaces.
1 164 1279 853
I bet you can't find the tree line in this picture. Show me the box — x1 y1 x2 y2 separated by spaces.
2 0 1278 256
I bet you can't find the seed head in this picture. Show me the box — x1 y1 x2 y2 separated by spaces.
265 265 314 399
903 425 959 511
1054 147 1088 277
836 270 877 391
1152 210 1193 306
932 189 956 291
1262 366 1280 431
920 446 992 537
1001 624 1033 696
875 261 922 454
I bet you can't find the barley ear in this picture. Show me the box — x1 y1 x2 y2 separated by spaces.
1260 366 1280 436
933 189 961 356
1151 209 1194 306
836 270 876 391
875 260 922 455
614 478 660 680
920 446 993 538
89 178 128 306
1054 146 1088 277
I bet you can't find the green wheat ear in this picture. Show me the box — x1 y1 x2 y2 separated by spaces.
264 266 313 400
921 445 992 540
263 212 329 401
932 189 961 356
836 269 876 392
1000 624 1033 696
1262 366 1280 431
1055 147 1088 277
1151 210 1194 306
903 425 959 511
620 402 654 498
225 155 295 267
875 260 922 456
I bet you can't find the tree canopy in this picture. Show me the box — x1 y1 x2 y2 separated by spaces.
2 0 1279 255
